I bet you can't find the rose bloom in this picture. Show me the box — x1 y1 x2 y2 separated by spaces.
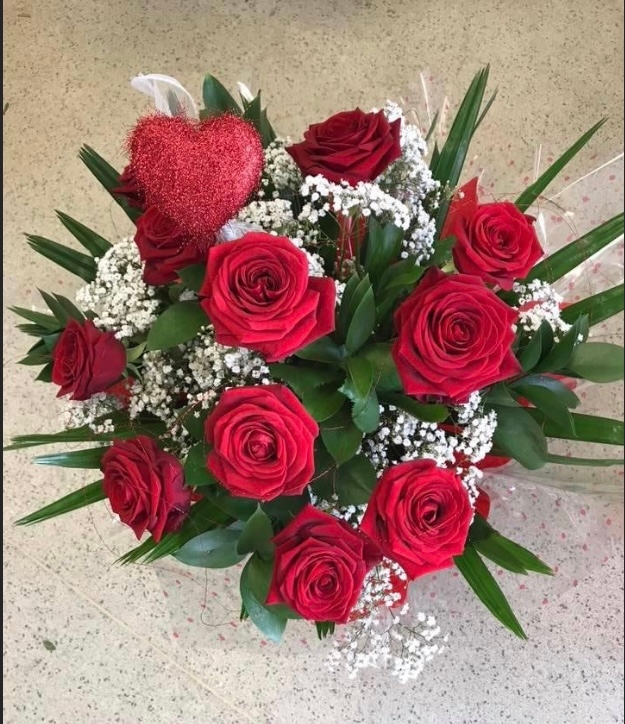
134 206 205 286
113 164 145 209
286 108 401 186
102 436 191 542
442 178 544 291
392 267 521 403
204 385 318 500
51 319 126 401
200 232 335 362
360 459 473 579
266 505 380 623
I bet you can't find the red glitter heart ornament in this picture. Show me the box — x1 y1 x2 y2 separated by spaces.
129 114 264 240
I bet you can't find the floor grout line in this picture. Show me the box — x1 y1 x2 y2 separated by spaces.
6 541 259 724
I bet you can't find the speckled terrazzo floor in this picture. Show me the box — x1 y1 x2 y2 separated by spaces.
3 1 624 722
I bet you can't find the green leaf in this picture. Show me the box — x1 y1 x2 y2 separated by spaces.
471 519 552 576
202 75 241 117
345 287 376 354
338 274 372 340
320 405 363 466
9 306 60 330
126 341 147 364
268 362 343 398
454 543 527 639
173 527 245 568
15 481 104 525
510 374 579 435
240 555 286 643
483 383 519 407
55 211 112 257
516 119 607 211
340 358 374 405
490 405 548 470
567 342 624 383
560 284 624 328
295 336 346 364
490 537 553 576
184 442 216 486
303 385 347 422
146 301 208 351
315 621 336 640
424 110 440 144
117 499 232 565
378 258 424 294
335 454 377 506
526 214 624 284
517 321 554 372
237 505 275 560
310 443 338 501
431 66 491 231
427 236 457 268
33 447 108 469
534 317 589 374
361 343 402 392
364 219 404 283
36 364 53 383
180 405 209 440
78 145 141 223
207 489 258 521
525 409 624 446
262 493 309 525
27 235 97 282
473 89 498 133
178 264 206 293
378 392 449 423
352 391 380 434
546 453 624 467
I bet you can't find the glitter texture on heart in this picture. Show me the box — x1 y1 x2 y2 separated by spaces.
129 114 264 241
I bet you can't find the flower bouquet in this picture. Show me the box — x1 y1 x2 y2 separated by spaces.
8 67 624 680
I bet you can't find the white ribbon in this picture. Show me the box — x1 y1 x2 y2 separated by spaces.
130 74 198 118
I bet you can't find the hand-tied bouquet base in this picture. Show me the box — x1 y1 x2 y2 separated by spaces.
8 67 624 681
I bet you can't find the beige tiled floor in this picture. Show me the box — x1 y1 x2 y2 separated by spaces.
3 1 624 722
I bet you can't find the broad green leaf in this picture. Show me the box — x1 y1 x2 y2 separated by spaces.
526 214 624 284
568 342 625 383
269 362 343 398
262 493 309 524
173 527 245 568
320 405 363 466
378 392 449 423
490 405 548 470
454 543 527 639
9 306 60 330
19 352 51 366
296 336 346 364
431 66 491 231
117 499 232 565
78 145 141 223
33 447 108 469
315 621 336 640
27 235 96 282
310 443 337 501
427 236 457 268
178 264 206 293
184 442 216 486
338 274 372 340
36 364 53 382
345 287 376 354
361 343 402 392
207 489 258 521
335 454 377 506
340 358 374 404
534 316 589 373
510 375 579 435
546 453 624 467
516 119 607 211
483 383 519 407
55 211 112 257
126 341 147 364
364 219 404 283
202 75 241 117
180 405 209 440
560 284 624 328
378 257 424 294
517 321 554 372
303 385 347 422
352 391 380 434
526 409 624 446
146 301 208 351
237 505 275 560
240 555 286 643
15 481 104 525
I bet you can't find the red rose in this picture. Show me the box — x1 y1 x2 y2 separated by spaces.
200 232 336 362
102 436 191 542
286 109 401 186
392 267 521 403
134 206 205 286
204 385 318 500
113 164 145 209
266 504 379 623
360 459 473 579
443 178 544 291
51 319 126 401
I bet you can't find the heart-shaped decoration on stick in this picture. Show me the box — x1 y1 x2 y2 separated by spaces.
129 114 264 240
